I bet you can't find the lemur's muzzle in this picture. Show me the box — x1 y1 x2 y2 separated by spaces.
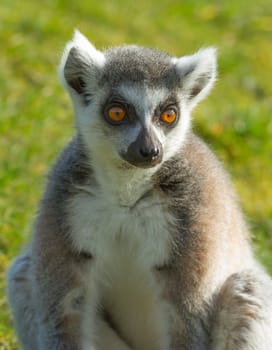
121 128 162 168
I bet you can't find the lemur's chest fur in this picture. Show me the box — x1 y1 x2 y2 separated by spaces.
69 182 172 263
68 180 174 349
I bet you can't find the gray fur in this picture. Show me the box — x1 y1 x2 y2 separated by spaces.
7 32 272 350
101 46 179 88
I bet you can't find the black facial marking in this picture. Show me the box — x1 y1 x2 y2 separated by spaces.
121 128 162 168
154 97 180 128
102 93 138 126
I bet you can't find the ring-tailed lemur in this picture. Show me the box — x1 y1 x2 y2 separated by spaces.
7 31 272 350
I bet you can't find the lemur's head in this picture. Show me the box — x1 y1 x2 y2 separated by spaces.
60 31 216 170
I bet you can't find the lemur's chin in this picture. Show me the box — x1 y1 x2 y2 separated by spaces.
121 156 163 169
119 150 163 169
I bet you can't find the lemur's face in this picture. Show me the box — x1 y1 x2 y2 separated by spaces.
60 32 216 170
93 81 183 169
101 85 170 169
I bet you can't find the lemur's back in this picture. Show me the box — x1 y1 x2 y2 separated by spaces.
7 31 272 350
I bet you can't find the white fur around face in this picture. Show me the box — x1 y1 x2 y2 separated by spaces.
59 34 216 183
72 81 191 203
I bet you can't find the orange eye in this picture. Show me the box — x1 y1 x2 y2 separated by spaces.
160 109 177 124
107 106 126 123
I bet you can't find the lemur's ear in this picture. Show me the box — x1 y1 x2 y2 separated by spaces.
173 48 217 109
59 30 105 103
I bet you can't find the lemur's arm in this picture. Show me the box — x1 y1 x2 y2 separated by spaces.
31 201 88 350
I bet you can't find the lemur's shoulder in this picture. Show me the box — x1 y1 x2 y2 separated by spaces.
156 132 231 192
155 132 242 234
44 137 93 200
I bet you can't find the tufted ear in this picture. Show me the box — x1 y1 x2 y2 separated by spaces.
59 30 105 104
173 48 217 109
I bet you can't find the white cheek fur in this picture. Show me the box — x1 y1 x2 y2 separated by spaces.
162 106 191 162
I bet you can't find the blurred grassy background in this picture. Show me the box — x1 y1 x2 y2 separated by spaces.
1 0 272 348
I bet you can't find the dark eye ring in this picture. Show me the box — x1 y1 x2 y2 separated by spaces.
159 106 178 125
104 104 127 125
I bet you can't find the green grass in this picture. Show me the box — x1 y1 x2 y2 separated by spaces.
1 0 272 348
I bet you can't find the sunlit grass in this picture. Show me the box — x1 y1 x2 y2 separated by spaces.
1 0 272 348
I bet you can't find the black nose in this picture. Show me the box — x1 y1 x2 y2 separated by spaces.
120 128 163 168
139 146 160 159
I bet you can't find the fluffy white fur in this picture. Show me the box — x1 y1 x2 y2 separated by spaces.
172 47 217 110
